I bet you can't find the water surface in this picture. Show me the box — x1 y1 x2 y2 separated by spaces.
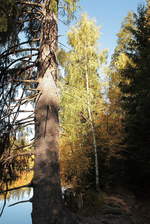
0 189 32 224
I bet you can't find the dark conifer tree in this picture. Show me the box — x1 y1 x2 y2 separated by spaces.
111 0 150 189
0 1 79 223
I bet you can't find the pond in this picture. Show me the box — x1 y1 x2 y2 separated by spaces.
0 188 32 224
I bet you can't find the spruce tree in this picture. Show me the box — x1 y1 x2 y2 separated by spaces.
0 0 80 223
111 1 150 188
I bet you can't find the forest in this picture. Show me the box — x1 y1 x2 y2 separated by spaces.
0 0 150 224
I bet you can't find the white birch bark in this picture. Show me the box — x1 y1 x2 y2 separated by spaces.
85 69 100 191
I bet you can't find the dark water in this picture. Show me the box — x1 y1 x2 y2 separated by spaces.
0 189 32 224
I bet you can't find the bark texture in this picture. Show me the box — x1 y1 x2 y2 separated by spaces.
32 1 78 223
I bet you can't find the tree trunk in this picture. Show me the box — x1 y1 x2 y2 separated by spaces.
31 2 78 223
85 70 100 191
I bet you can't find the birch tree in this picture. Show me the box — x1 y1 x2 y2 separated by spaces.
60 14 107 190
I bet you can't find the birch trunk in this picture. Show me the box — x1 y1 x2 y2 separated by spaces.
85 70 100 191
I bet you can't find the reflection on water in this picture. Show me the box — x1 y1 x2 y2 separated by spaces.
0 188 32 224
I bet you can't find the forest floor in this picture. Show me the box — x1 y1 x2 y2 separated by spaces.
78 188 150 224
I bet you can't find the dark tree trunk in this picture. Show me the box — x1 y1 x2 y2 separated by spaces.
31 1 78 223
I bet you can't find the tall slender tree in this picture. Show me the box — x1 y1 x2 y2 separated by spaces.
60 14 107 190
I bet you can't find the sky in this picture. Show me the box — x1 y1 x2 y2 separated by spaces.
59 0 145 61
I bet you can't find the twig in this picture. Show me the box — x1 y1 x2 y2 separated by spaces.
0 183 32 195
8 198 32 207
3 53 38 71
13 79 39 83
0 48 38 59
58 42 71 50
17 1 42 7
14 93 38 102
58 18 68 26
0 41 31 58
20 122 35 129
0 182 8 217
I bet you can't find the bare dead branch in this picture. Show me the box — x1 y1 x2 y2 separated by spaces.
0 107 34 123
13 93 38 102
8 198 32 207
0 48 38 59
11 87 26 127
0 183 32 195
20 122 35 129
0 41 38 58
15 113 34 122
0 182 8 217
13 79 39 83
4 53 38 71
18 110 34 113
17 1 42 7
16 121 34 127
